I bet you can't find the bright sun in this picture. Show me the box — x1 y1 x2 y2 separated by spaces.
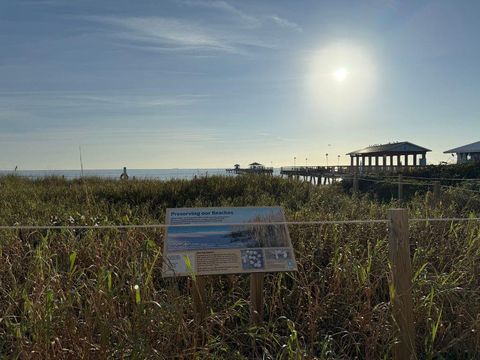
333 67 348 81
306 43 377 115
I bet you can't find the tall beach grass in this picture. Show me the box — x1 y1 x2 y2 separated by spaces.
0 175 479 358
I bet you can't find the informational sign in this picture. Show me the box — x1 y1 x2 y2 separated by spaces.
162 207 297 277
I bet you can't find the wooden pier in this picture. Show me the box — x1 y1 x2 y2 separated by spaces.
226 162 273 175
227 142 431 183
280 166 346 184
280 165 428 184
280 141 432 184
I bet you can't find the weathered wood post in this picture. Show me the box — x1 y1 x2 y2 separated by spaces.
398 174 404 203
353 170 359 194
388 209 416 360
433 181 441 204
250 273 264 325
191 276 207 324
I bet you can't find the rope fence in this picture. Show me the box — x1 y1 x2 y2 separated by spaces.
1 217 479 230
363 174 480 182
353 175 480 196
357 177 435 186
440 184 480 194
399 175 480 182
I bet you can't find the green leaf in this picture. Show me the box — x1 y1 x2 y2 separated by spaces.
69 251 77 274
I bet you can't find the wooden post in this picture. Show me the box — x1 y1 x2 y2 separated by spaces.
388 209 415 360
433 181 441 204
398 174 404 203
250 273 264 325
353 170 359 194
191 276 207 324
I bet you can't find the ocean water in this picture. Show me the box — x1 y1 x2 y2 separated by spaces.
0 168 230 180
168 233 258 251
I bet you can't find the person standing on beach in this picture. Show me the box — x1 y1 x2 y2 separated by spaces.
120 167 129 180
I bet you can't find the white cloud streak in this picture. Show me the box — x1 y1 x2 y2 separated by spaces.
181 1 302 32
267 15 303 33
180 0 260 27
85 2 301 54
87 15 277 54
0 92 207 110
90 16 236 52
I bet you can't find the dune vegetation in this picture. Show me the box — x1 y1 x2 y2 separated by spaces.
0 175 479 359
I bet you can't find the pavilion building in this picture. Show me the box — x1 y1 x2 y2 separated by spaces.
249 162 268 170
347 141 431 169
226 162 273 175
444 141 480 164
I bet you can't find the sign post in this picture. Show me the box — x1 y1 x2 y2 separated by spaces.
250 273 265 325
191 276 207 324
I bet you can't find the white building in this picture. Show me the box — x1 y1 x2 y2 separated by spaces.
444 141 480 164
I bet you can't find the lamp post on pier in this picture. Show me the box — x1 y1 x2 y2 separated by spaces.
325 153 329 167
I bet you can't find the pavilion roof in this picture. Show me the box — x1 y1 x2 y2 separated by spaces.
249 162 263 166
444 141 480 154
347 141 431 156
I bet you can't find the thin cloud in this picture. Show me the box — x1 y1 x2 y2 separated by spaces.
0 92 208 109
0 125 225 143
267 15 303 33
58 94 206 107
89 16 235 52
86 15 274 54
181 1 302 32
180 0 260 27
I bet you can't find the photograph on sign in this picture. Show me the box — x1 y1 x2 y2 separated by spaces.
162 207 297 277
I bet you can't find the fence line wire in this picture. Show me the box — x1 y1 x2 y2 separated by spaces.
410 217 480 223
346 173 480 182
1 217 480 230
0 220 389 230
357 177 434 186
356 176 480 193
401 175 480 182
440 185 480 194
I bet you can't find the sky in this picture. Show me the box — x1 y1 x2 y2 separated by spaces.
1 0 479 169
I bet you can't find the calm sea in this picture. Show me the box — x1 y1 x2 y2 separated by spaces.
0 168 231 180
0 168 284 180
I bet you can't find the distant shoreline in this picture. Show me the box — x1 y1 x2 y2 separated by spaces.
0 168 230 181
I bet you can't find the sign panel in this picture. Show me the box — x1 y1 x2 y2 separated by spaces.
162 207 297 277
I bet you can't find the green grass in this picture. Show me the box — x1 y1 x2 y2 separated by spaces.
0 175 479 359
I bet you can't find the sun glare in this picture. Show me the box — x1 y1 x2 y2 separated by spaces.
306 43 377 116
333 68 348 81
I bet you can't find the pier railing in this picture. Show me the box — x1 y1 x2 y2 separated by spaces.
226 167 274 174
280 165 428 176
